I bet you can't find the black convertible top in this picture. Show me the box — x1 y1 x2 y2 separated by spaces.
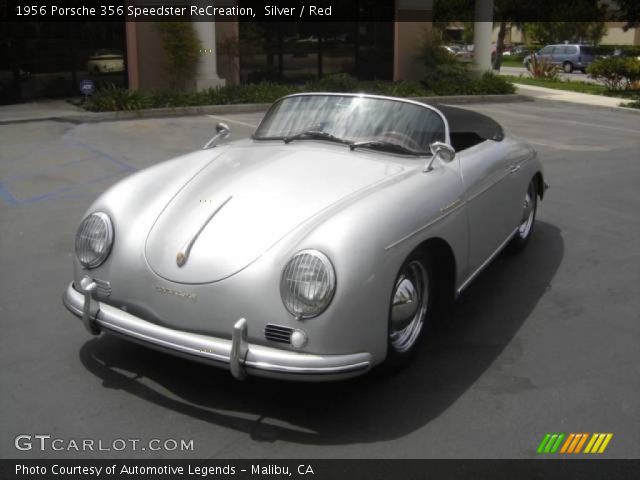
433 104 504 151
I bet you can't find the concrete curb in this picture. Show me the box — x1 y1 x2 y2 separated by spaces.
411 94 533 105
513 83 640 115
529 97 640 116
0 94 531 125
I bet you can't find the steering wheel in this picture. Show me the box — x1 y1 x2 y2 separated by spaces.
376 130 423 151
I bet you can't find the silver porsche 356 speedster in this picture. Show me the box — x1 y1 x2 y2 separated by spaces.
63 93 547 381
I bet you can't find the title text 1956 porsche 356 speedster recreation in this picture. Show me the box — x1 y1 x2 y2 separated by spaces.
63 93 547 381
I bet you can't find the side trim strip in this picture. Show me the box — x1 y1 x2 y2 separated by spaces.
456 227 518 295
384 200 466 251
465 167 512 203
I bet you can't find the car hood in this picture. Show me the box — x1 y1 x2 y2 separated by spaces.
145 142 407 284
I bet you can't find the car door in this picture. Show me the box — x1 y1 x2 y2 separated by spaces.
459 142 523 276
538 45 555 63
554 45 569 65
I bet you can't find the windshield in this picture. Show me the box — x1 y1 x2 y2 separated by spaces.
254 95 446 152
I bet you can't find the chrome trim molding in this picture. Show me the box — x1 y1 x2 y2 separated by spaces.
263 92 452 147
265 323 294 344
176 195 232 267
439 198 464 214
63 282 371 381
230 318 248 380
465 167 512 203
385 201 465 251
456 227 518 295
94 278 112 298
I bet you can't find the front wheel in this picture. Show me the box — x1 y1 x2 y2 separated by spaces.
507 179 538 253
563 61 574 73
385 253 434 365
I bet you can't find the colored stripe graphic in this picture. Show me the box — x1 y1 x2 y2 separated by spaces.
567 434 582 453
550 434 565 453
598 434 613 453
537 433 565 453
540 433 613 454
560 434 575 453
574 433 589 453
585 433 614 454
537 434 552 454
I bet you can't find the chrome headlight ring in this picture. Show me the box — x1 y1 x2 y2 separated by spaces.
75 212 114 269
280 249 336 319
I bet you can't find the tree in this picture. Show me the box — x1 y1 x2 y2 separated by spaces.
612 0 639 30
523 22 607 45
155 22 202 89
492 1 531 70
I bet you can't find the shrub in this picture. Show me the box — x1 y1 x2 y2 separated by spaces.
474 72 516 94
85 84 150 111
155 22 201 89
84 76 511 112
362 81 428 97
421 39 459 71
307 73 359 92
422 62 474 94
588 57 640 91
422 63 514 96
592 45 640 57
526 55 559 80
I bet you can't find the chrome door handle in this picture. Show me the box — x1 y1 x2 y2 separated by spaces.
509 164 521 174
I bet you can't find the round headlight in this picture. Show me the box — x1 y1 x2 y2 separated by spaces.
280 249 336 319
75 212 114 269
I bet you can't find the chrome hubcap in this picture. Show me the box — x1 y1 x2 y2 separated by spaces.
390 260 429 353
518 183 536 238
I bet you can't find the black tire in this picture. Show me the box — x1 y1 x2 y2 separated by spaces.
507 179 538 253
563 62 574 73
384 251 435 367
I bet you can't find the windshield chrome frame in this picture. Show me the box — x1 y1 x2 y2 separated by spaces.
252 92 451 148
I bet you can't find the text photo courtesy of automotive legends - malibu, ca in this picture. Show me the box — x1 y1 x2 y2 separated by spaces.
1 1 639 479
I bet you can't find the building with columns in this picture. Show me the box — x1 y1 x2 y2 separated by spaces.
125 0 438 91
1 0 498 104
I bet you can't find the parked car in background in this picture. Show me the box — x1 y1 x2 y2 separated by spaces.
87 49 125 74
441 45 473 63
611 48 640 61
63 93 547 381
511 45 530 57
523 44 596 73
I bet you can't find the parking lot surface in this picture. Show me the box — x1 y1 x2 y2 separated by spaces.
1 101 638 459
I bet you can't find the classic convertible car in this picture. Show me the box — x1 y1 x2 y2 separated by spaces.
63 93 547 381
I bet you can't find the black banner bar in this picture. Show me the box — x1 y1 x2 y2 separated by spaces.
2 460 640 480
1 0 636 22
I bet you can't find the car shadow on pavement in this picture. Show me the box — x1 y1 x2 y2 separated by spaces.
79 221 564 446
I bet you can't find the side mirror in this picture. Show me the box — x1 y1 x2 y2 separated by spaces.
424 141 456 172
203 122 231 149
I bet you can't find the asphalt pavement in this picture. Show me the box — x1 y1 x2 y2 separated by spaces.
1 101 638 459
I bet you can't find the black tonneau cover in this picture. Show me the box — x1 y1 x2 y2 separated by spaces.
433 104 504 151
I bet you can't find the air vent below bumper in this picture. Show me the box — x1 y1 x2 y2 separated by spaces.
264 324 293 345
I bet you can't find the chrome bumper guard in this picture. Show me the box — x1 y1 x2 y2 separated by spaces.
63 281 371 381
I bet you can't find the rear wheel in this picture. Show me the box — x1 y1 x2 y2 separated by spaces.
563 61 574 73
385 252 434 365
507 179 538 253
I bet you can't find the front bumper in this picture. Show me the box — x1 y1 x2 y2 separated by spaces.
63 281 371 381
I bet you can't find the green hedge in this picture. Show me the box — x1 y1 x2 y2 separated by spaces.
592 45 640 56
587 57 640 90
83 73 513 112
